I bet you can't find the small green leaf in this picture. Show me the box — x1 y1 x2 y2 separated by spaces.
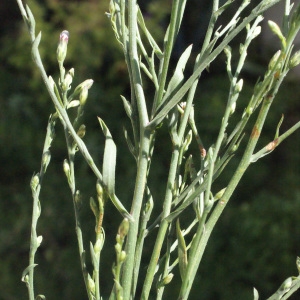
21 264 38 282
176 219 188 281
25 4 36 38
31 31 41 59
160 44 193 106
90 241 99 268
123 126 136 159
98 118 116 195
121 95 132 119
275 114 284 139
253 287 259 300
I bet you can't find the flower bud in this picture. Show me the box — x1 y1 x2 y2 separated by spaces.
62 68 74 92
235 79 243 93
94 238 103 254
73 79 94 99
115 243 121 254
57 30 69 64
63 159 70 177
268 50 281 70
118 218 129 238
77 124 86 139
42 150 51 172
48 76 55 92
119 250 126 262
268 21 286 49
87 274 95 295
36 235 43 247
289 51 300 69
79 87 89 107
162 273 174 285
30 174 40 191
214 188 226 201
96 180 104 198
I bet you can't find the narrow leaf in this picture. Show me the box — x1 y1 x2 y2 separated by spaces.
176 219 188 281
253 287 259 300
121 95 132 119
21 264 38 282
98 118 116 195
123 126 136 159
160 44 193 106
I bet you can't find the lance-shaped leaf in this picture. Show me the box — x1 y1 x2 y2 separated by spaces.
176 218 188 281
98 118 133 221
98 118 116 195
159 44 193 109
253 287 259 300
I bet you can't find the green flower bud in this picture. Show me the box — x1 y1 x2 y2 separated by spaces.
230 101 236 115
115 243 121 254
214 188 226 201
268 20 286 48
119 250 126 262
36 235 43 247
87 274 95 295
48 76 55 92
42 150 51 172
289 51 300 69
57 30 69 65
63 159 70 177
96 180 104 198
80 87 88 107
118 218 129 238
30 174 40 191
162 273 174 285
94 238 103 254
73 79 94 102
268 50 281 71
77 124 86 139
62 68 74 92
235 79 243 93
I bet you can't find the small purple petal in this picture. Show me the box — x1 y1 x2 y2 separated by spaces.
60 30 69 42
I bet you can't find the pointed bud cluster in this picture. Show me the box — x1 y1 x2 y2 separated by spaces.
87 274 96 295
71 79 94 106
94 237 104 254
77 124 86 139
62 68 74 92
162 273 174 285
289 51 300 69
268 50 282 71
57 30 69 65
42 150 51 173
118 218 129 239
30 174 40 191
268 20 286 49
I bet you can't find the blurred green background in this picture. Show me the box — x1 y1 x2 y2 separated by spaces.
1 0 300 299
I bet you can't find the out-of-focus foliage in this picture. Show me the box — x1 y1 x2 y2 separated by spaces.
1 0 300 299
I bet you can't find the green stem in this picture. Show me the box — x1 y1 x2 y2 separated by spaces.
151 0 187 116
141 145 180 298
121 0 150 298
177 68 285 298
147 0 282 129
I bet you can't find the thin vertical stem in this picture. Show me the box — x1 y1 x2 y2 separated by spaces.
121 0 151 299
